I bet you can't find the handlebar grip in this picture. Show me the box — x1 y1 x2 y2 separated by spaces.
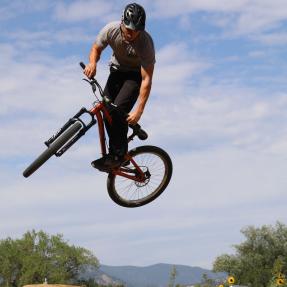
80 62 86 70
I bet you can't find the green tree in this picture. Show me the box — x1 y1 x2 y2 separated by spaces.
272 257 285 277
168 265 178 287
213 222 287 287
0 230 99 287
0 238 21 287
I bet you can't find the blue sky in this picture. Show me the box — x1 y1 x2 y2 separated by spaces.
1 0 287 269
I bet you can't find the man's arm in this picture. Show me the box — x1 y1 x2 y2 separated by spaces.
127 64 154 125
84 43 103 79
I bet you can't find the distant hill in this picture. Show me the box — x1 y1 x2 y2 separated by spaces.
80 265 123 286
82 263 225 287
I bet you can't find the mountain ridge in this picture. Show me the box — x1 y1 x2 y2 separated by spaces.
83 263 226 287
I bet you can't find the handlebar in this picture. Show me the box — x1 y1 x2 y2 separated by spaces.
79 62 86 70
79 62 148 141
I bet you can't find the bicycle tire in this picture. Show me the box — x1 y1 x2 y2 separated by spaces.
107 145 173 208
23 121 82 178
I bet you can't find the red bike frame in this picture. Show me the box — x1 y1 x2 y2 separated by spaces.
89 102 146 182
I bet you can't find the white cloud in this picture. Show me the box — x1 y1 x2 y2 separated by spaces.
254 32 287 45
142 42 287 155
247 50 266 58
235 0 287 35
151 0 248 17
54 0 118 23
3 0 287 43
4 28 95 51
0 0 51 21
150 0 287 42
3 0 285 48
153 42 211 97
268 136 287 155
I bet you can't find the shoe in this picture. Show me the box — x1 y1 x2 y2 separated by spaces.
91 154 123 171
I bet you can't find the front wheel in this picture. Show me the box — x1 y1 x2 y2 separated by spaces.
107 145 173 208
23 121 82 178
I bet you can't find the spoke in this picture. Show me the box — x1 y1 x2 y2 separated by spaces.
113 151 168 202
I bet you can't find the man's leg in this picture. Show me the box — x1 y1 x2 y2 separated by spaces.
92 71 141 170
91 71 124 170
102 71 124 143
108 73 141 158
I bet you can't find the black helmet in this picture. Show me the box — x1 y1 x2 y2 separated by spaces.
122 3 146 31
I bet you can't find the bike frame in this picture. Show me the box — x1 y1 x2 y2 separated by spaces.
89 101 146 182
89 101 111 156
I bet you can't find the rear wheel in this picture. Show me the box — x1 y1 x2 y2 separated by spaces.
23 121 82 178
107 145 173 208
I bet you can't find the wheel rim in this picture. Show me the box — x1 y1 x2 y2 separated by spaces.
113 151 168 203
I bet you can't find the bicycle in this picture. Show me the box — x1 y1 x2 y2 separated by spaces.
23 63 173 208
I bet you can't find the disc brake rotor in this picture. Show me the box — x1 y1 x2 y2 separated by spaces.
134 167 151 187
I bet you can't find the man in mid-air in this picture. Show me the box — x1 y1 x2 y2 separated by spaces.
84 3 155 170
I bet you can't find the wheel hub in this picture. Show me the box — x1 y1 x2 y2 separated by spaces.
135 167 151 187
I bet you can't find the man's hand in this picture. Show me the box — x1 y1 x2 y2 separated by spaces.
127 110 143 125
84 63 97 79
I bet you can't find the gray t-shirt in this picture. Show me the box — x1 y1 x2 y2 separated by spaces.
95 21 155 72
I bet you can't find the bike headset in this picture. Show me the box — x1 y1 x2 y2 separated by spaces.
122 3 146 31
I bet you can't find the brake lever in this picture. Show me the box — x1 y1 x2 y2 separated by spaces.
83 78 97 93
